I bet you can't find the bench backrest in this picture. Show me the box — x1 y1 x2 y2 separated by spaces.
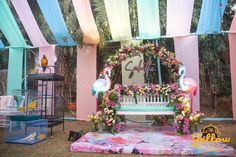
121 95 169 106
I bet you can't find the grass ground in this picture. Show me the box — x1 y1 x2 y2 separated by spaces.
0 120 235 157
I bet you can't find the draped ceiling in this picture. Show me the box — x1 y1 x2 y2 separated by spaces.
0 0 235 120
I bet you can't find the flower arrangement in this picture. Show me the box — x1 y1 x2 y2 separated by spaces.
105 43 181 82
114 83 175 97
88 111 103 132
89 90 121 134
89 43 204 135
172 93 205 134
172 94 192 134
190 112 205 133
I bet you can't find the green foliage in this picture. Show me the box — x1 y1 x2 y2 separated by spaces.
199 34 231 96
91 0 112 48
129 0 138 37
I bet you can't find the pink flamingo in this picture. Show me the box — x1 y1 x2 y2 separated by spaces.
92 67 112 110
178 65 198 112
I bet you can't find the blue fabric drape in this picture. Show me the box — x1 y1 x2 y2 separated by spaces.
0 0 27 47
0 40 4 48
136 0 160 39
0 0 27 95
197 0 228 34
37 0 76 46
7 48 24 95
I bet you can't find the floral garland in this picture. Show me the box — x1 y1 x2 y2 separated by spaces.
114 83 176 97
105 43 181 82
89 43 204 134
89 84 196 134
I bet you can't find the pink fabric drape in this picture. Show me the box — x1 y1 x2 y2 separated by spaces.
229 34 236 120
38 46 56 115
38 46 56 73
76 45 97 120
72 0 100 45
229 13 236 120
174 35 200 112
166 0 194 37
230 13 236 33
11 0 49 47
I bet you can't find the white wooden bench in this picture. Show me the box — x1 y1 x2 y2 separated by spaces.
116 94 174 115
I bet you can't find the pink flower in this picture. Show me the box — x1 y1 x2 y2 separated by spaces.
170 83 178 91
175 103 183 110
176 114 183 121
113 124 121 132
114 84 123 93
107 101 116 107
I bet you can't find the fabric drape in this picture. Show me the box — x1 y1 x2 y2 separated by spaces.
72 0 100 45
76 45 97 120
197 0 228 34
174 35 200 112
38 46 56 73
230 13 236 33
104 0 132 41
0 0 27 95
0 0 27 47
229 34 236 121
7 48 24 95
166 0 194 37
229 13 236 120
136 0 160 39
11 0 49 47
0 40 4 48
36 0 76 46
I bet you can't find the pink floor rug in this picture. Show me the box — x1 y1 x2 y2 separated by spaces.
70 124 236 156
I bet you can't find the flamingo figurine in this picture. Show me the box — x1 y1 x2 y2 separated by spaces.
92 67 112 110
178 65 198 112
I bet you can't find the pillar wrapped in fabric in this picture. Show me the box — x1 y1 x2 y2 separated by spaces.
104 0 132 41
174 35 200 112
166 0 194 37
229 13 236 120
197 0 228 34
72 0 100 45
229 34 236 121
230 13 236 32
136 0 160 39
7 48 24 95
76 45 97 120
38 46 56 73
0 0 27 95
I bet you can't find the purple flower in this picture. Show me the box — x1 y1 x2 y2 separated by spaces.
114 84 123 93
113 124 122 132
132 85 139 92
107 101 116 107
176 103 183 110
170 83 178 91
182 118 190 134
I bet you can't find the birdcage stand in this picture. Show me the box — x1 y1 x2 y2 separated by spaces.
28 68 65 138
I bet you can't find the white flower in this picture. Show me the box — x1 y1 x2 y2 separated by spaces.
104 108 109 113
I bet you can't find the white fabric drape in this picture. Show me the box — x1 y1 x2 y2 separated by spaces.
104 0 132 41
